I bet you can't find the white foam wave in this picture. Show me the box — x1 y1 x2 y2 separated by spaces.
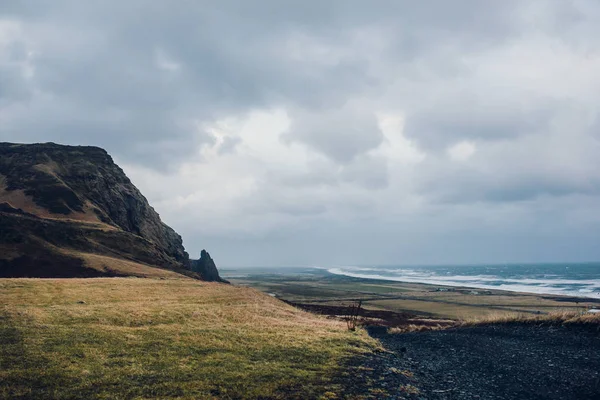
326 268 600 299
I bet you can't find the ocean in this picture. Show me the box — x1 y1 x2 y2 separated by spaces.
327 263 600 299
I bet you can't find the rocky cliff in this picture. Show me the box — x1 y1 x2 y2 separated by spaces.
191 250 229 283
0 142 225 281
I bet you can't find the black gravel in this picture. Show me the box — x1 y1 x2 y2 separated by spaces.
344 325 600 400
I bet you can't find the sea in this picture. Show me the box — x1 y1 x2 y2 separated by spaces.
327 263 600 299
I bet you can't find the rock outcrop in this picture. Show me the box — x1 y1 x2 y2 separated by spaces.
0 142 224 281
191 250 227 283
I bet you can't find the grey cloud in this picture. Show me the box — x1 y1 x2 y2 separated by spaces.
340 155 389 190
423 170 600 204
415 129 600 204
0 0 528 169
217 136 242 155
285 108 383 164
264 168 340 189
403 99 557 151
0 67 31 103
2 0 600 265
263 153 389 191
0 33 33 104
1 1 378 167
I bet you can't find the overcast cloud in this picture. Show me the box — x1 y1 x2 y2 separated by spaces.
2 0 600 266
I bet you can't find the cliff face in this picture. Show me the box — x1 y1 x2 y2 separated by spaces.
0 142 224 281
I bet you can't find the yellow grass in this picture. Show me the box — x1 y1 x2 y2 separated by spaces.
73 252 187 278
462 310 600 327
0 278 377 399
387 310 600 333
387 322 455 334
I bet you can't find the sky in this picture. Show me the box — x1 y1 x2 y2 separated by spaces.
1 1 600 267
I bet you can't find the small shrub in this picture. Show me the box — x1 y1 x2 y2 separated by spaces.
343 301 362 331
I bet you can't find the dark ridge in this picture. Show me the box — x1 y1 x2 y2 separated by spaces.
0 142 224 281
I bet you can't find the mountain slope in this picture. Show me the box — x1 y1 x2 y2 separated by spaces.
0 142 224 281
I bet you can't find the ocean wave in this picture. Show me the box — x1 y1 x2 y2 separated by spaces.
326 267 600 299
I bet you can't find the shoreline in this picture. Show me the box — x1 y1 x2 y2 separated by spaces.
227 269 600 320
329 273 600 306
325 268 600 301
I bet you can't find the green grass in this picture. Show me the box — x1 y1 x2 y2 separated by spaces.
0 278 377 400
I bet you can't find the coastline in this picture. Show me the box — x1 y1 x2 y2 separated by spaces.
325 266 600 300
226 268 600 320
324 274 600 305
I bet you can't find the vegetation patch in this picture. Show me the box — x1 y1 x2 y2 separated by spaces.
0 278 377 399
462 310 600 330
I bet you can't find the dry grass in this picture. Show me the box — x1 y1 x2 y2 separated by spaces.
0 278 377 399
387 320 456 334
72 252 187 278
385 311 600 334
462 310 600 328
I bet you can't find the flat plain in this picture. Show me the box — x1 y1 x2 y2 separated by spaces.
225 268 599 320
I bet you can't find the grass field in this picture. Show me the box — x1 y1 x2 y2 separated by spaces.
0 278 377 400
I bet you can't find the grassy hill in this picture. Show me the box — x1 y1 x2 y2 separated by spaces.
0 278 376 399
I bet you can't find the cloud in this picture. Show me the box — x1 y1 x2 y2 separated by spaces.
1 0 600 265
285 103 383 164
447 141 476 162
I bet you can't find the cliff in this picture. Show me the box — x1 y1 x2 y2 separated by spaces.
0 142 225 281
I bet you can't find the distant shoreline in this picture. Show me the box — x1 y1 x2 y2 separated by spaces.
326 267 600 301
